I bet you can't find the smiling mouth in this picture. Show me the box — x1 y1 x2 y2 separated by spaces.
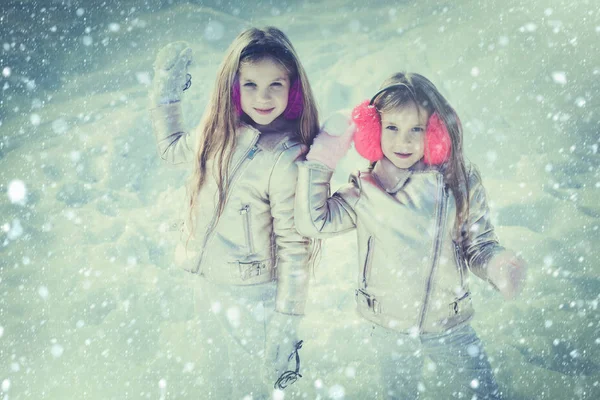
254 107 275 115
394 152 412 159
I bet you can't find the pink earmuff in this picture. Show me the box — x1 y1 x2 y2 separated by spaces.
232 78 303 120
351 92 452 165
352 100 384 162
424 112 452 165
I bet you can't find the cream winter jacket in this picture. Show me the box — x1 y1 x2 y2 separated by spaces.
295 159 504 333
151 102 311 315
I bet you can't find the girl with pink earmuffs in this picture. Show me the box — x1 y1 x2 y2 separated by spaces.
295 72 527 399
149 27 319 399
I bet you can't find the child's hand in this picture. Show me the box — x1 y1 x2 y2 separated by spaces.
486 250 527 300
305 111 355 169
150 41 193 105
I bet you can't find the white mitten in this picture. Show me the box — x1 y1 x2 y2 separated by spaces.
486 250 527 300
264 311 303 390
149 41 193 105
306 111 356 170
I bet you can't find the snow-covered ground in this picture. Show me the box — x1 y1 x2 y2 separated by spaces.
1 0 599 398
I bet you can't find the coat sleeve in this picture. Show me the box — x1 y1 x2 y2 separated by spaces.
463 164 505 282
268 143 312 315
149 101 194 164
294 160 360 239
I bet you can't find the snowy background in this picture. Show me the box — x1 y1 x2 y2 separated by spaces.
1 0 599 399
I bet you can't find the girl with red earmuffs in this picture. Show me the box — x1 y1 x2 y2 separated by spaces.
149 27 319 398
295 72 527 399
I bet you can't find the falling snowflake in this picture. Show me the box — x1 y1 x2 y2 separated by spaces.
8 180 27 204
30 113 41 126
551 71 567 85
51 343 64 358
38 286 49 299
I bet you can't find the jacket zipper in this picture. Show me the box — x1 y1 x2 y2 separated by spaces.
240 204 254 254
192 139 260 274
362 236 374 289
417 174 448 332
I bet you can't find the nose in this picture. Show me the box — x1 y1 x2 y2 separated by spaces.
397 130 413 145
257 87 272 102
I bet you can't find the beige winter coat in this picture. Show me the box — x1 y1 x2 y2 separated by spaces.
151 102 311 315
295 159 504 333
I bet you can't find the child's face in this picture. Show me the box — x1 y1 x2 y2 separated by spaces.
238 58 290 126
380 102 429 170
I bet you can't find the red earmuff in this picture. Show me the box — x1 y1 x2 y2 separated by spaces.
352 100 383 162
424 112 452 165
351 84 452 165
231 78 304 120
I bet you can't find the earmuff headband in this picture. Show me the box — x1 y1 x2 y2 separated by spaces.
369 83 412 106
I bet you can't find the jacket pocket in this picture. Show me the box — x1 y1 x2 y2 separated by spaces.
355 288 381 314
362 236 374 288
236 260 269 281
240 204 255 255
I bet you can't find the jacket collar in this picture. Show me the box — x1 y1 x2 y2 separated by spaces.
240 115 296 135
237 124 261 149
372 158 434 194
239 118 298 153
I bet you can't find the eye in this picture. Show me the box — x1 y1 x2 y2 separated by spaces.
411 127 425 133
270 82 283 87
243 82 256 88
385 125 398 131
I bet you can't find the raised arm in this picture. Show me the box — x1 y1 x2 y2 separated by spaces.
295 161 360 238
294 112 360 238
148 42 194 164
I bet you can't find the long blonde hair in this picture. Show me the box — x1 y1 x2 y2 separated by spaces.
372 72 470 241
187 26 319 237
